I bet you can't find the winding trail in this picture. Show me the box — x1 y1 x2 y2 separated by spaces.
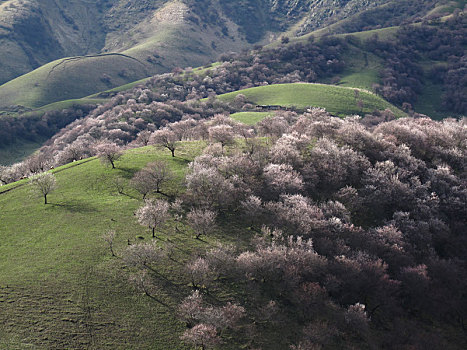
46 53 149 80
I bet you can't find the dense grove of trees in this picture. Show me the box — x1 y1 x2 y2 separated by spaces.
368 13 466 112
1 6 465 348
0 35 346 151
102 109 467 349
0 104 96 147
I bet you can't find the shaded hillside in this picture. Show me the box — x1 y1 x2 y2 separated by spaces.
294 0 457 36
0 0 107 84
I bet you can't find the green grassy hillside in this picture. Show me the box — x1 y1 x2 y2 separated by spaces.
231 111 275 125
0 143 211 349
217 83 406 117
0 54 149 109
0 139 286 348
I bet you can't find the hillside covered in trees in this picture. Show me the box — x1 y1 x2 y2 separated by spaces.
0 108 466 349
0 1 466 349
0 10 465 166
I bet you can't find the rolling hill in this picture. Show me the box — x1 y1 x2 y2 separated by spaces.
0 54 149 108
217 83 407 118
0 0 461 111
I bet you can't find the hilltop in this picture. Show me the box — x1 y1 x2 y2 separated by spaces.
215 83 406 117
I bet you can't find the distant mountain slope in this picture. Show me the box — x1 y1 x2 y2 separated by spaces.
294 0 453 36
0 0 107 84
0 54 149 108
0 0 459 106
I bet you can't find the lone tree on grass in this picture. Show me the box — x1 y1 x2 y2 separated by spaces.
131 169 154 199
146 160 173 194
136 199 170 238
102 230 117 257
30 172 57 204
131 160 173 198
95 142 122 169
151 129 178 157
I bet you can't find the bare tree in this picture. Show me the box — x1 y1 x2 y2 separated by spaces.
135 130 152 146
102 230 117 257
171 199 184 232
178 290 203 326
136 199 170 238
129 269 156 297
185 162 234 208
131 169 154 199
25 153 50 174
240 195 263 227
187 257 211 289
112 176 126 195
131 160 173 198
151 129 178 157
123 241 162 268
56 140 90 165
187 208 217 239
178 290 245 348
95 142 122 169
30 172 57 204
146 160 173 194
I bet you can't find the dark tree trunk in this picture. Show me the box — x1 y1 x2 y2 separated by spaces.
152 227 155 238
44 194 47 204
171 148 175 157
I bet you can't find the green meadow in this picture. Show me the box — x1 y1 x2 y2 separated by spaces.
217 83 406 117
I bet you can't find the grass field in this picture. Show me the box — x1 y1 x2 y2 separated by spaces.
0 141 274 349
217 83 406 117
230 111 274 125
0 144 196 349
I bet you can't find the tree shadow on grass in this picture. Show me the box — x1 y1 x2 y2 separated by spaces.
49 200 97 213
115 167 139 180
170 157 192 166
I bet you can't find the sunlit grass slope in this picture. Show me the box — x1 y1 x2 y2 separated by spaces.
0 139 284 349
218 83 406 117
0 143 201 349
230 111 275 125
